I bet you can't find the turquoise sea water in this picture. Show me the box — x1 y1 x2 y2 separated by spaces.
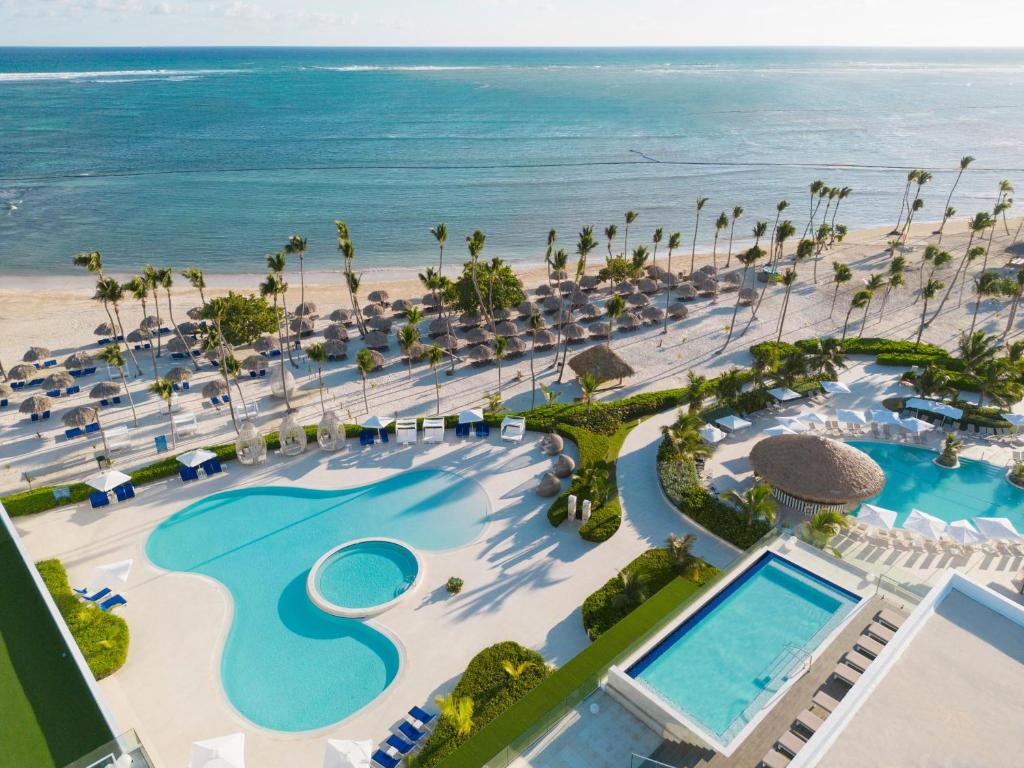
2 47 1024 273
629 554 858 742
145 469 488 732
849 440 1024 529
314 540 419 610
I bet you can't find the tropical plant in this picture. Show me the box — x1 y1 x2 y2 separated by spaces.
258 271 292 411
425 344 444 414
957 330 1000 378
265 251 297 368
830 262 852 317
665 533 701 579
775 349 808 387
306 342 328 414
974 359 1012 407
501 659 535 680
651 227 663 270
95 344 138 425
937 156 974 242
723 483 777 528
1002 270 1024 339
336 220 366 337
661 411 712 462
915 278 944 348
893 169 921 235
715 367 745 405
579 372 599 413
149 378 177 447
720 244 763 352
689 196 708 276
493 335 508 391
712 211 729 275
610 569 646 610
725 206 743 268
398 323 421 380
603 223 618 259
969 271 1004 335
527 313 544 410
928 211 994 325
842 289 871 342
445 576 464 595
157 267 201 371
435 694 474 737
430 222 448 273
93 276 143 376
937 432 963 468
355 348 375 413
775 268 798 342
198 292 277 346
662 231 682 334
800 510 849 558
858 273 886 336
623 210 638 256
605 294 625 347
181 266 207 305
805 337 847 379
284 234 308 350
907 364 955 401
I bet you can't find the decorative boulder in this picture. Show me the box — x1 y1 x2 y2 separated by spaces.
553 453 575 478
536 472 562 497
540 434 564 455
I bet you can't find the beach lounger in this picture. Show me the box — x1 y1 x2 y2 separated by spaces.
360 429 375 446
854 635 885 659
179 465 199 482
384 735 415 756
876 609 904 631
455 423 470 437
844 650 873 673
114 483 136 502
776 731 806 758
83 366 97 375
28 377 44 385
0 398 7 407
832 662 861 686
89 490 110 508
11 381 25 390
475 421 490 437
46 389 60 398
380 429 389 443
408 706 435 727
866 622 895 644
65 427 83 440
74 586 112 602
98 594 127 612
794 708 824 735
397 721 426 743
43 359 56 368
202 458 223 475
371 750 400 768
812 689 840 713
85 422 100 434
66 385 80 395
760 747 791 768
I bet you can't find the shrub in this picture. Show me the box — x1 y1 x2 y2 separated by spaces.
36 559 129 680
416 641 548 768
876 352 955 368
446 577 464 594
581 548 717 640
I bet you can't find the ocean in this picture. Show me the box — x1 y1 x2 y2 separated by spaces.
1 47 1023 275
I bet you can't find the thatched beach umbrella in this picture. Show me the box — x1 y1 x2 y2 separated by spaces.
165 366 192 384
614 281 635 295
534 283 553 297
294 301 318 318
642 306 666 324
363 303 385 317
697 264 717 277
62 405 98 428
749 434 885 508
64 351 94 370
551 269 568 281
368 317 393 333
9 364 37 381
637 277 659 294
42 371 74 390
464 327 493 346
167 336 192 354
202 380 229 399
324 323 349 341
495 320 519 337
493 308 514 321
668 301 690 319
20 394 52 415
570 290 588 308
542 296 562 314
533 329 557 349
253 334 279 353
364 331 390 351
618 314 642 331
240 354 265 371
468 345 494 365
695 277 718 295
646 265 667 279
428 318 452 337
89 381 121 400
504 337 527 357
517 300 540 318
579 275 601 291
289 317 315 336
421 293 440 309
126 328 152 345
676 282 697 300
580 302 602 320
324 339 348 360
95 322 115 338
568 345 636 385
140 315 161 332
626 292 649 307
177 321 199 336
0 383 13 399
552 310 574 326
588 321 611 339
722 272 743 289
437 334 460 352
564 323 587 342
559 280 576 294
391 298 412 314
368 290 390 304
738 288 758 306
661 273 679 288
186 306 204 320
365 349 386 370
401 342 426 363
206 345 230 364
329 307 354 324
459 312 483 328
23 347 51 363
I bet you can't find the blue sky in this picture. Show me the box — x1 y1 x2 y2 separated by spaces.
0 0 1020 47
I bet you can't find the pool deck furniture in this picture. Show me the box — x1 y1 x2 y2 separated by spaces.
761 746 792 767
408 706 435 727
794 708 824 735
866 621 895 644
173 412 198 438
812 689 841 713
384 734 415 755
843 650 874 673
500 415 526 442
854 635 885 659
395 419 418 445
833 661 861 686
876 609 904 631
359 429 376 446
98 594 127 612
475 421 490 438
455 422 470 437
74 586 112 602
396 720 425 743
421 417 445 443
371 749 400 768
776 729 807 758
89 490 110 509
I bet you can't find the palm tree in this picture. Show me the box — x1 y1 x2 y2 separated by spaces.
1002 269 1024 339
662 231 682 334
997 180 1015 235
557 227 597 382
720 245 763 353
842 289 871 342
723 484 777 528
492 334 507 391
969 271 1004 335
74 253 138 375
123 275 159 377
803 180 826 238
96 344 138 425
181 266 207 305
957 330 1000 379
830 186 852 236
712 211 728 275
725 206 743 268
141 265 166 359
222 354 249 418
858 274 885 336
397 324 420 380
901 170 932 241
805 337 848 379
526 313 545 410
336 221 366 338
157 267 201 371
94 277 145 376
665 533 701 579
715 367 745 405
284 234 308 349
606 294 625 348
266 251 298 368
751 219 795 323
801 510 849 558
795 238 814 279
937 156 974 242
435 693 475 737
355 348 374 413
893 169 921 235
430 222 448 273
610 569 646 610
149 378 177 447
775 269 798 342
306 342 328 414
684 371 708 415
548 247 569 367
623 210 638 256
198 309 240 431
258 272 292 412
543 228 557 288
661 411 713 461
426 344 444 414
578 371 599 412
909 364 954 400
830 262 852 317
878 256 906 319
501 659 536 680
690 197 708 276
604 224 618 259
651 227 663 271
929 211 994 325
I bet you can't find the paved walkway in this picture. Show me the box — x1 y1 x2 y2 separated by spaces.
617 408 742 570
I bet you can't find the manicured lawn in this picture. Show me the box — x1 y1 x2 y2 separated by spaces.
0 633 53 768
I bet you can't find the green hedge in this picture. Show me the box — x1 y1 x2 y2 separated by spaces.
581 548 718 640
875 352 957 368
417 641 549 768
36 559 129 680
657 441 771 549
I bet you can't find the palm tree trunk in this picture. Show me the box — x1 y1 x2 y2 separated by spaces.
841 304 856 342
969 285 983 335
689 214 700 276
115 366 139 426
893 179 912 233
937 169 964 243
1003 291 1022 339
165 290 200 371
859 300 872 337
928 232 976 325
433 368 441 414
662 247 673 334
218 359 239 432
361 376 369 413
279 291 297 368
725 222 736 268
167 401 176 448
272 297 292 411
776 288 791 342
720 264 749 353
146 340 159 380
915 297 930 348
317 369 326 414
110 303 143 377
830 284 840 317
529 338 538 410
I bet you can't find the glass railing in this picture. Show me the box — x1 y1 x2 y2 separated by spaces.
61 730 154 768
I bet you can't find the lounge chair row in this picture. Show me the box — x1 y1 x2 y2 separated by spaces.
179 459 223 482
65 422 101 440
73 586 128 612
371 706 436 768
90 483 136 508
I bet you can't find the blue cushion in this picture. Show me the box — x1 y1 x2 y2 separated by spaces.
0 399 7 407
475 422 490 437
384 734 414 755
85 422 100 433
46 389 60 398
83 367 97 375
408 705 435 725
89 491 110 508
66 385 80 395
371 751 399 768
397 721 425 742
65 428 82 439
112 396 122 404
380 430 389 443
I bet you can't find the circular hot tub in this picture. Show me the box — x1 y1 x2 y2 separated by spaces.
307 538 422 618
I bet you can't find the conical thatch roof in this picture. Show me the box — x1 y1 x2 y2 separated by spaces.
642 306 665 323
569 345 636 384
459 312 483 328
329 307 353 323
391 298 413 313
468 345 494 364
437 334 460 352
368 290 389 304
363 303 385 317
614 281 635 295
294 301 318 317
62 405 98 428
0 383 13 398
493 308 514 321
140 315 161 331
579 275 601 290
697 264 717 276
324 323 349 341
517 300 539 318
618 314 642 330
366 349 386 369
588 321 611 339
722 271 743 287
240 354 265 371
580 302 602 320
253 334 279 353
550 269 568 280
542 296 562 313
749 435 885 505
64 351 93 369
22 346 50 363
464 327 493 345
89 381 121 398
363 331 390 351
42 371 74 389
564 322 587 341
167 336 191 354
20 394 52 414
428 317 452 337
533 330 557 349
165 366 192 383
637 277 659 294
202 380 229 398
495 321 519 337
9 364 37 381
626 292 649 307
177 321 199 336
534 283 553 297
186 306 204 320
95 322 115 336
289 317 315 334
126 328 152 343
324 339 348 359
421 292 440 307
668 301 689 319
368 317 392 332
738 288 758 305
504 337 527 357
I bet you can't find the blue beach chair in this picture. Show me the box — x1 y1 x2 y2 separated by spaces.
85 422 100 434
380 429 388 443
179 465 199 482
384 735 415 756
74 586 112 602
65 427 83 440
359 429 375 446
371 751 400 768
66 385 80 395
89 490 110 508
397 721 426 743
83 367 97 375
408 706 435 727
114 483 134 502
455 423 469 437
0 398 7 407
98 594 127 612
475 422 490 437
69 368 84 377
46 389 60 398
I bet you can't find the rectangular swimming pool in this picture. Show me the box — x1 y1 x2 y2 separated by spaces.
626 553 859 749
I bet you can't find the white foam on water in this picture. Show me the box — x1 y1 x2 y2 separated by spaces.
0 69 245 83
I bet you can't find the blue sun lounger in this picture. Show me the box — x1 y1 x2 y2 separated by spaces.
98 594 127 612
475 421 490 437
455 423 470 437
371 750 400 768
408 705 435 727
397 721 426 743
74 586 112 602
89 490 110 508
360 429 375 446
384 735 415 756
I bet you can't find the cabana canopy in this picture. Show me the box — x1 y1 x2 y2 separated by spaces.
191 732 245 768
836 409 868 425
763 424 796 436
856 504 897 530
699 424 726 444
749 434 885 505
821 381 851 395
899 417 934 433
716 414 751 431
973 517 1021 540
775 416 810 433
85 470 133 492
458 409 484 424
177 449 216 467
395 418 418 445
768 387 801 402
568 344 636 384
904 397 963 420
87 559 133 594
422 417 445 443
869 409 903 426
904 509 947 541
360 415 394 430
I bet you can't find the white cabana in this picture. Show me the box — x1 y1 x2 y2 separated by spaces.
904 508 947 541
360 414 395 433
856 504 897 531
775 416 810 433
317 411 346 451
836 409 868 426
395 418 419 445
973 517 1021 541
279 415 308 456
422 417 445 443
899 417 934 433
801 412 831 426
869 409 903 426
190 732 245 768
947 519 987 546
821 380 851 395
762 424 797 436
235 420 267 465
500 415 526 442
699 424 726 444
86 559 133 594
85 470 133 493
177 448 216 468
768 387 801 402
904 397 963 421
323 739 373 768
716 414 752 432
458 409 484 424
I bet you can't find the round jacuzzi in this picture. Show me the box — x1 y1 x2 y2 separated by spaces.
307 538 422 618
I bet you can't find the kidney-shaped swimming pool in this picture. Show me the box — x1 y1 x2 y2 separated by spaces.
146 469 489 732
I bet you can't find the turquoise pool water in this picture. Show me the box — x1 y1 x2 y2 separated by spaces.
849 441 1024 529
629 554 859 744
146 469 488 732
315 540 419 610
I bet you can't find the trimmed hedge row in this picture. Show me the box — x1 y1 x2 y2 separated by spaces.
524 389 686 436
36 559 129 680
416 641 549 768
657 440 771 549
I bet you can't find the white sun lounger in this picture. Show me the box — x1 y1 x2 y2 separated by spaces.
794 708 824 734
760 747 791 768
833 662 861 686
866 621 895 644
876 609 905 631
500 416 526 443
812 689 840 713
422 417 445 443
776 731 807 758
854 635 885 658
843 650 874 673
395 418 418 445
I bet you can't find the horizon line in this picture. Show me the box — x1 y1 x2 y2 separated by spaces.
3 44 1024 50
